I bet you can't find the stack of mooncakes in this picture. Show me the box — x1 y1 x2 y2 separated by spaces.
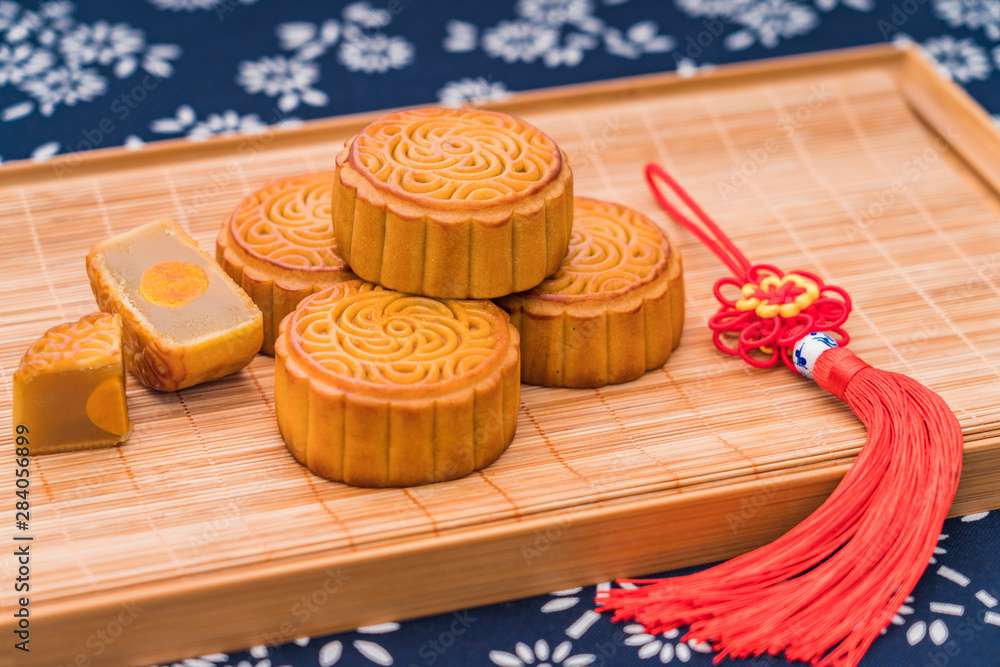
218 107 685 487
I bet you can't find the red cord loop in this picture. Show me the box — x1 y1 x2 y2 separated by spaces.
644 162 853 371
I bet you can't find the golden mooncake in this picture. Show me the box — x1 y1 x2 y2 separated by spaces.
13 313 133 454
496 197 684 388
333 107 573 299
274 279 520 487
87 219 263 391
217 172 357 355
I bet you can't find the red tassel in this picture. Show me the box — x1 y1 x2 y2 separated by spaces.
596 165 965 667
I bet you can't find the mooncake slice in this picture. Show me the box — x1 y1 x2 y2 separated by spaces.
333 107 574 299
217 172 357 355
274 279 520 487
13 313 132 454
87 219 263 391
496 197 684 388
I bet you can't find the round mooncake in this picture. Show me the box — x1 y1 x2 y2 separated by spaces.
274 279 520 487
496 198 684 388
217 172 356 355
333 107 573 300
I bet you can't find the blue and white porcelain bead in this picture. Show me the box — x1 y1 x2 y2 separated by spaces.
792 331 839 380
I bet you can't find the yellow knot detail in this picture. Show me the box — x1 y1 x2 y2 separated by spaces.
735 273 820 319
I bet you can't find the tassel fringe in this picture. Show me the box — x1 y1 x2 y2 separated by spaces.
597 348 963 667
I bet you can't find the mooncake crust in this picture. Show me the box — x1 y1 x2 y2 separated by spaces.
496 197 684 388
274 279 520 487
13 312 133 453
216 172 356 355
17 313 122 378
333 107 574 299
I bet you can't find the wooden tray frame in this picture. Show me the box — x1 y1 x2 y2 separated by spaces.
5 44 1000 667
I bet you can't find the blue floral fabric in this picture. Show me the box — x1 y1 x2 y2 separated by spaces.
3 1 998 665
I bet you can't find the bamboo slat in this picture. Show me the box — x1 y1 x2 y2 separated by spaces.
2 44 1000 666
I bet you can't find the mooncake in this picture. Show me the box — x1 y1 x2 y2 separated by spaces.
13 313 132 454
496 198 684 388
333 107 573 299
217 172 356 355
274 279 520 487
87 219 263 391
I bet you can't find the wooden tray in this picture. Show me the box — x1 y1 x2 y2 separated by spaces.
4 44 1000 667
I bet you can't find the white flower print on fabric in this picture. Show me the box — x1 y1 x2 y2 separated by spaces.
490 639 596 666
150 104 300 141
443 20 477 52
237 2 414 110
444 0 675 68
59 21 146 78
722 0 819 50
237 56 326 112
814 0 873 11
934 0 1000 41
338 28 414 74
541 587 585 613
148 647 290 667
0 2 181 121
603 21 675 59
0 42 52 85
518 0 604 31
437 76 510 106
147 0 259 12
675 0 869 51
922 34 992 81
483 21 561 63
623 623 713 663
317 623 399 666
19 65 106 115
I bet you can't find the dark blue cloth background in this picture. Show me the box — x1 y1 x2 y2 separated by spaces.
3 1 998 665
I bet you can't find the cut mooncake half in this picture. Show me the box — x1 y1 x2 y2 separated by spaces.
87 219 263 391
496 197 684 388
274 279 520 487
13 313 133 454
217 172 357 355
333 107 573 299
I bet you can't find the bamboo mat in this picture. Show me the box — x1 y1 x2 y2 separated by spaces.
2 45 1000 629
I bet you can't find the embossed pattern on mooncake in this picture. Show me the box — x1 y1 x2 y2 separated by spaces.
288 281 507 389
217 172 356 355
228 172 349 272
17 313 121 377
333 108 574 299
349 107 562 208
496 197 684 388
529 198 669 300
275 279 520 487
